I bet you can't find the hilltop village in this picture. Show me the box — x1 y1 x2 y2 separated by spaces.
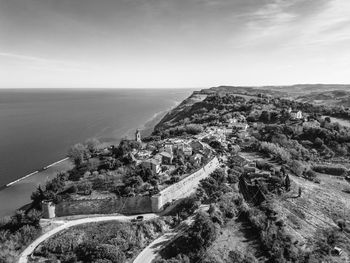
2 87 350 263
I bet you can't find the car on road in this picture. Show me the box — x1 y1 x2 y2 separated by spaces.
131 216 144 222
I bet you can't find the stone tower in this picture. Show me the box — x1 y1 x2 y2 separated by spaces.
41 200 56 218
135 129 141 143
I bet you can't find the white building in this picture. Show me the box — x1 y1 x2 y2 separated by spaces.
290 110 303 119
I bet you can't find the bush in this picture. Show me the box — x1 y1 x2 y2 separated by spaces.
160 212 217 260
304 169 317 181
166 195 200 220
85 138 100 153
228 250 258 263
77 181 93 194
68 143 89 166
312 165 347 176
65 185 78 194
314 228 343 258
0 212 42 262
288 160 305 176
259 142 291 163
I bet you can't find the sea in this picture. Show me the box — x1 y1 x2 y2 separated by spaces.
0 88 194 217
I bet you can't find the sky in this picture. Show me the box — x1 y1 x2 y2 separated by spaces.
0 0 350 88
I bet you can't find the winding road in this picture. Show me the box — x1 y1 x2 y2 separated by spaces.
133 205 209 263
18 213 157 263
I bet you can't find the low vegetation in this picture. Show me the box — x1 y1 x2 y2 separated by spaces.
30 218 172 263
0 210 41 262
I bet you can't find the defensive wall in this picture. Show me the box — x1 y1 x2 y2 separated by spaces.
42 156 219 218
151 156 219 212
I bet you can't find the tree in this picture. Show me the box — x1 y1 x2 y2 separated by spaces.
76 242 125 263
336 219 346 231
26 209 41 227
45 177 64 193
210 169 226 184
60 252 78 263
285 175 291 191
260 111 271 123
87 158 99 171
209 140 223 151
228 250 258 263
31 185 45 208
77 181 93 194
68 143 89 166
85 138 100 153
187 212 217 251
314 137 324 148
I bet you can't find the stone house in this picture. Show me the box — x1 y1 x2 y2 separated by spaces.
141 159 161 174
159 151 173 165
176 143 192 156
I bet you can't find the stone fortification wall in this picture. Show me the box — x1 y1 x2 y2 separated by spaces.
42 156 219 218
152 156 219 212
54 196 152 217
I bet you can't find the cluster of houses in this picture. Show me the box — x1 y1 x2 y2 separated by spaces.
132 130 212 176
200 115 249 142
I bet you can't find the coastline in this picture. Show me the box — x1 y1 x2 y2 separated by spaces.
0 106 173 218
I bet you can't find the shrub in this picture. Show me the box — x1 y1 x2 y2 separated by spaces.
85 138 100 153
166 195 200 220
288 160 305 176
259 142 291 163
68 143 89 166
77 181 93 194
312 165 347 176
228 250 258 263
65 185 78 194
160 212 217 260
227 173 239 184
0 212 42 262
304 169 317 181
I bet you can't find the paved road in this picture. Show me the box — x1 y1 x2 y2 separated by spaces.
133 231 179 263
18 213 157 263
133 220 193 263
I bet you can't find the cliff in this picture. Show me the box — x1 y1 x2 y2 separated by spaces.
156 84 350 131
154 90 210 130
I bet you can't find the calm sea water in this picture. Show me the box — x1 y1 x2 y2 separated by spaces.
0 88 193 216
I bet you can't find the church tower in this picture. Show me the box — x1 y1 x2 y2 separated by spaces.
135 129 141 143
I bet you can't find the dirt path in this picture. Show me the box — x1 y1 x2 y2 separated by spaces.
18 213 157 263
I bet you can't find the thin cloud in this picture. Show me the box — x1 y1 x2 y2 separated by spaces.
0 52 94 73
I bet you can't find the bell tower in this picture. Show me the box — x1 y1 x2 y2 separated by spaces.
135 129 141 142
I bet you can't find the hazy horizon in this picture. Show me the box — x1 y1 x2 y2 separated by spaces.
1 0 350 88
